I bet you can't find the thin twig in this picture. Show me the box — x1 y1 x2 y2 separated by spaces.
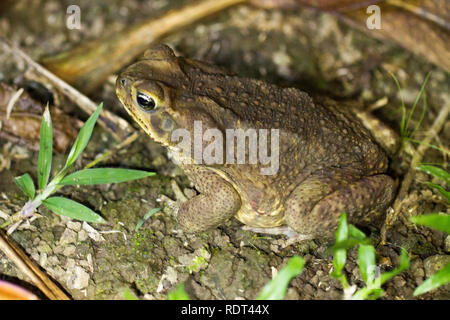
84 131 141 169
381 101 450 243
5 88 23 120
0 229 70 300
0 38 134 142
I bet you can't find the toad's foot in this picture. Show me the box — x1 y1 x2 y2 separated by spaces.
157 180 190 217
241 226 314 249
170 179 189 202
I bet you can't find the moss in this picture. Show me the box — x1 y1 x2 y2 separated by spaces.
135 274 160 294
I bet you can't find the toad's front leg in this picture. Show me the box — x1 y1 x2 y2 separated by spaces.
175 166 241 233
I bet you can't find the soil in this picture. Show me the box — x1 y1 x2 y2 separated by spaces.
0 0 449 300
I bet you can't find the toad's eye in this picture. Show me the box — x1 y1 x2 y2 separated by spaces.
136 92 156 111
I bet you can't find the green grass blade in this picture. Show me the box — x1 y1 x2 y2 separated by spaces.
352 287 384 300
389 72 406 137
122 289 139 300
414 263 450 296
43 196 106 224
410 90 427 139
365 288 384 300
329 213 370 281
348 225 367 240
332 213 349 274
14 173 35 199
404 138 446 154
64 103 103 170
335 213 349 243
358 244 376 285
58 168 155 185
380 248 410 285
405 72 431 137
135 208 161 231
256 256 305 300
410 214 450 234
168 284 190 300
38 106 52 190
417 164 450 185
329 215 351 289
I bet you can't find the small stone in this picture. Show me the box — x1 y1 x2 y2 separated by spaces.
423 255 450 277
86 254 94 273
213 233 230 248
40 253 48 267
310 274 320 286
62 245 77 257
37 241 53 254
270 243 280 253
410 259 424 278
53 245 64 255
66 221 82 232
393 276 406 287
303 283 315 295
65 258 76 270
77 230 88 242
82 222 105 242
49 265 65 280
59 228 77 245
67 266 90 290
166 266 178 284
78 260 89 268
47 256 60 266
31 252 40 262
352 267 361 281
284 288 300 300
178 248 211 273
445 236 450 253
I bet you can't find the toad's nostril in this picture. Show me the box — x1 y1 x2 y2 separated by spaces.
120 78 126 86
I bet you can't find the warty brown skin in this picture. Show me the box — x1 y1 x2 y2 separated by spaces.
115 44 395 238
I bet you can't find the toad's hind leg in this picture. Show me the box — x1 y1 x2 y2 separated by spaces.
285 174 395 238
176 166 242 233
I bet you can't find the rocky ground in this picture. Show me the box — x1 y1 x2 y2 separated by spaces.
0 0 449 299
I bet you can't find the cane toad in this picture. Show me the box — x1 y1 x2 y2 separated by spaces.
115 44 395 238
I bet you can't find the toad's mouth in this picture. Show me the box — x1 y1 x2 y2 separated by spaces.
116 91 157 143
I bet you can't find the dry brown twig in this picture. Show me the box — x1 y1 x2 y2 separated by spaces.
381 100 450 243
0 229 70 299
5 87 23 120
0 38 134 142
84 131 141 169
